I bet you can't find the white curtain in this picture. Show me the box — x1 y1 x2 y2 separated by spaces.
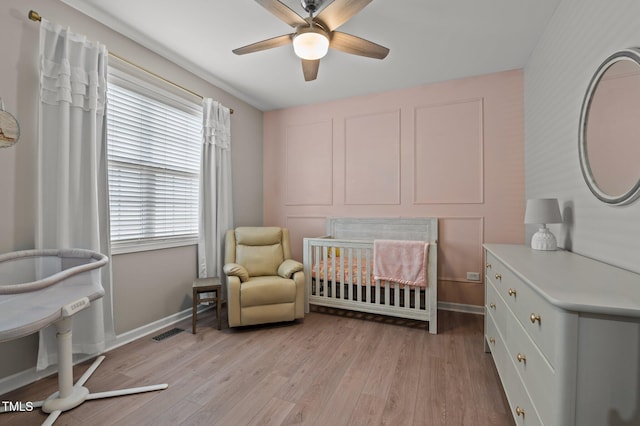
36 20 114 370
198 99 233 280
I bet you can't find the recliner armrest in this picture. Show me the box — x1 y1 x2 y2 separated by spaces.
278 259 303 279
223 263 249 282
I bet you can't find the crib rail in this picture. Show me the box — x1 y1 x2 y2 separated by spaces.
303 236 436 330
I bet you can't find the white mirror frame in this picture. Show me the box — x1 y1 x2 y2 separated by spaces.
579 47 640 206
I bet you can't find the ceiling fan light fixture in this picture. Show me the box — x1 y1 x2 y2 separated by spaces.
293 28 329 60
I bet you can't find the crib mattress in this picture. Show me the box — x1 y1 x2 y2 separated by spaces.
312 257 372 285
312 258 426 289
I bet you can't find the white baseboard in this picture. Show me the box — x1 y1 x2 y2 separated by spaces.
438 301 484 315
0 306 211 396
108 305 209 351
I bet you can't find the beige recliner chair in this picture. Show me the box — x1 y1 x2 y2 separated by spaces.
223 227 305 327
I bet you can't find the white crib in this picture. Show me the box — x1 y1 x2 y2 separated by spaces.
303 218 438 334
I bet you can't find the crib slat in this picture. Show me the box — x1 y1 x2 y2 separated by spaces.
384 280 390 307
404 283 410 308
333 246 344 299
364 248 370 303
313 245 320 297
327 247 338 299
345 247 350 288
394 283 400 307
345 247 350 300
322 246 328 299
356 249 362 303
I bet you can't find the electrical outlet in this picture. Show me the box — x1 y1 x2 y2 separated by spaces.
467 272 481 281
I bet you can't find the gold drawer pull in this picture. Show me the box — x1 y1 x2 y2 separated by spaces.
516 406 525 417
489 303 496 310
495 273 502 280
530 313 541 324
508 288 517 297
486 263 492 269
517 353 527 363
489 337 496 345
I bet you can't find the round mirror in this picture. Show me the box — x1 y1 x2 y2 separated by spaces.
579 48 640 205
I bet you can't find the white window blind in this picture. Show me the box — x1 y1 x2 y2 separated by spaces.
107 69 202 253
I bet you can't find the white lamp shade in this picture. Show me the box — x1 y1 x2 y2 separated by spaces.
524 198 562 224
293 30 329 60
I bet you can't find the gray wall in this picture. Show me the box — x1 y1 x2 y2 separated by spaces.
524 0 640 273
0 0 263 380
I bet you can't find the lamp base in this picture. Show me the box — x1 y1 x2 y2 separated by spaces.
531 226 557 251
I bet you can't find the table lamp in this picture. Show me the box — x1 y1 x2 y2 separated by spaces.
524 198 562 250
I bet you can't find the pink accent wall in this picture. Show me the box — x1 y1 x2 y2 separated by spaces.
263 70 525 307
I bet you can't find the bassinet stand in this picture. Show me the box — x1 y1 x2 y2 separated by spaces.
1 297 167 426
44 300 167 425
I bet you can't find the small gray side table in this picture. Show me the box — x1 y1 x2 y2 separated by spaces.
192 277 222 332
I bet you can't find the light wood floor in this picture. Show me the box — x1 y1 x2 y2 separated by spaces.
1 308 513 426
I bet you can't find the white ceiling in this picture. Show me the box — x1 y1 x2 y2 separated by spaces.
60 0 561 111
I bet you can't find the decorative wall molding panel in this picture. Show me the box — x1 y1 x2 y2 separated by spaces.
285 120 333 206
438 216 484 283
414 98 484 204
344 110 401 205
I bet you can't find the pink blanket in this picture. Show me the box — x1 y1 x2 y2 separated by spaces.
373 240 429 287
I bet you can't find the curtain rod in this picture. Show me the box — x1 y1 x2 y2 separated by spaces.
28 10 234 114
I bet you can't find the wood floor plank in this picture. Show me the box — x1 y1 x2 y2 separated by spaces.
274 315 357 404
348 393 386 425
278 323 364 425
97 372 209 426
247 397 296 426
360 323 406 400
212 373 289 425
379 328 424 425
313 319 384 426
184 325 298 411
0 309 513 426
414 356 447 426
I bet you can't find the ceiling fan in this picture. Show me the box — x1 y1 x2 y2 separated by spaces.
232 0 389 81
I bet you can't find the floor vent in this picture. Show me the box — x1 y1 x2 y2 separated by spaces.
151 327 184 342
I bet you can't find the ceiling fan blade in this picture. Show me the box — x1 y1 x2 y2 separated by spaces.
302 59 320 81
330 31 389 59
315 0 373 31
255 0 308 27
232 34 293 55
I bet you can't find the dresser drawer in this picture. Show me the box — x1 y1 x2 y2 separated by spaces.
485 251 508 290
486 274 544 425
502 271 559 367
485 311 508 386
503 355 543 426
486 279 507 338
486 251 559 366
488 315 543 426
506 311 555 425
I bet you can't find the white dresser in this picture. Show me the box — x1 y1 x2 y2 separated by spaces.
484 244 640 426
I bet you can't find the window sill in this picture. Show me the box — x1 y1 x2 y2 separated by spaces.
111 237 198 255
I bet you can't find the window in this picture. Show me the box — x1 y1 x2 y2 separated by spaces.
106 68 202 254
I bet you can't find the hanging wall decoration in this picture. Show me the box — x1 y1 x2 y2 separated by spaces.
0 97 20 148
